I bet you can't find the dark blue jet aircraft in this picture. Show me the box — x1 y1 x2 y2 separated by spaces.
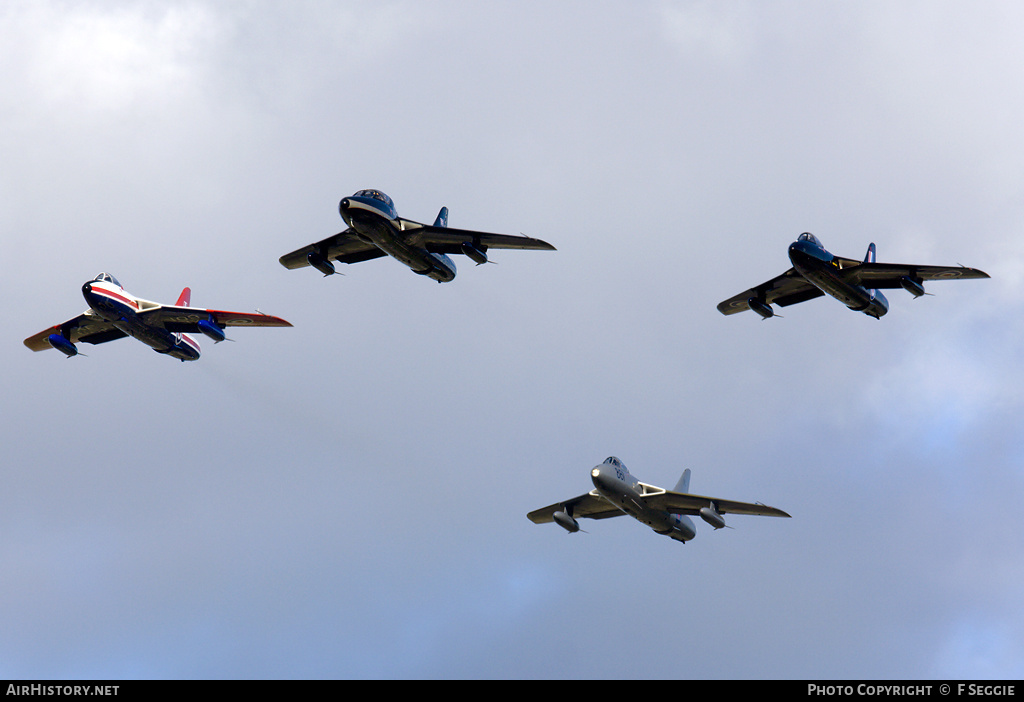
717 233 989 319
279 189 555 283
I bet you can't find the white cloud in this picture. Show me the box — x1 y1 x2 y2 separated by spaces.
657 0 756 63
3 0 1024 679
3 2 221 116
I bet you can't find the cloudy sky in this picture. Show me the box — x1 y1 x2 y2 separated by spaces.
2 0 1023 679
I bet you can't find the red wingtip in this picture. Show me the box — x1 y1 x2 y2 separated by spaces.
175 287 191 307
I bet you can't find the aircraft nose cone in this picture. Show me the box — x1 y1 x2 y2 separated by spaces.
82 282 92 294
789 238 828 263
788 240 814 266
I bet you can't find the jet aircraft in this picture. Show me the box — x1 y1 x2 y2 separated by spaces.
717 233 989 319
279 189 555 282
527 456 790 543
24 273 291 361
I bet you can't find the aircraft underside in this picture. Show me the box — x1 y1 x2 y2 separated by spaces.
85 289 200 361
356 221 457 283
796 264 887 318
593 483 696 542
109 315 199 361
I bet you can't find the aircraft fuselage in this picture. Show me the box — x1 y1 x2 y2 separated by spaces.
81 279 201 361
590 461 697 542
340 193 457 283
788 236 889 319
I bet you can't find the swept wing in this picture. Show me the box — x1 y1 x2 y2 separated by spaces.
280 220 555 270
527 492 624 523
642 487 791 518
398 220 556 254
844 262 990 287
528 486 790 524
717 268 825 315
279 229 386 269
24 313 127 351
718 259 989 315
138 306 292 332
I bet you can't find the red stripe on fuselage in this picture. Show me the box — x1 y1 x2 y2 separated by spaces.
91 287 139 310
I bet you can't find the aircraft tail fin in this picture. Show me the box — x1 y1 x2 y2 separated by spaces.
674 468 691 494
175 287 191 307
863 243 886 307
433 207 448 228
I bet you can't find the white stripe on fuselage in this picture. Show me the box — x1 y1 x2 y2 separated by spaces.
87 282 140 312
344 198 396 222
85 282 201 360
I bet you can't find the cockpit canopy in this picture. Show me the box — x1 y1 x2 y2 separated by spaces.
354 189 394 209
797 232 821 247
93 273 121 288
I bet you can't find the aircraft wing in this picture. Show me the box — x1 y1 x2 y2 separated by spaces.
844 262 990 287
396 220 556 254
527 491 624 524
717 268 825 315
278 229 389 269
645 490 791 518
137 306 292 331
24 313 128 351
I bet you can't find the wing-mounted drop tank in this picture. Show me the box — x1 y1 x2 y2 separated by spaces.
553 510 580 534
307 250 337 276
699 504 727 530
47 334 79 358
196 319 227 343
460 241 489 265
747 297 775 319
900 276 926 298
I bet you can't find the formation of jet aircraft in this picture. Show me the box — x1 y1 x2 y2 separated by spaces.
25 188 998 547
528 457 790 542
279 189 555 283
23 273 291 361
717 232 989 319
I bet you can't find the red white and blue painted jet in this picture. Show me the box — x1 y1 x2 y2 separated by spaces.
717 233 989 319
279 189 555 283
528 456 790 543
24 273 291 361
